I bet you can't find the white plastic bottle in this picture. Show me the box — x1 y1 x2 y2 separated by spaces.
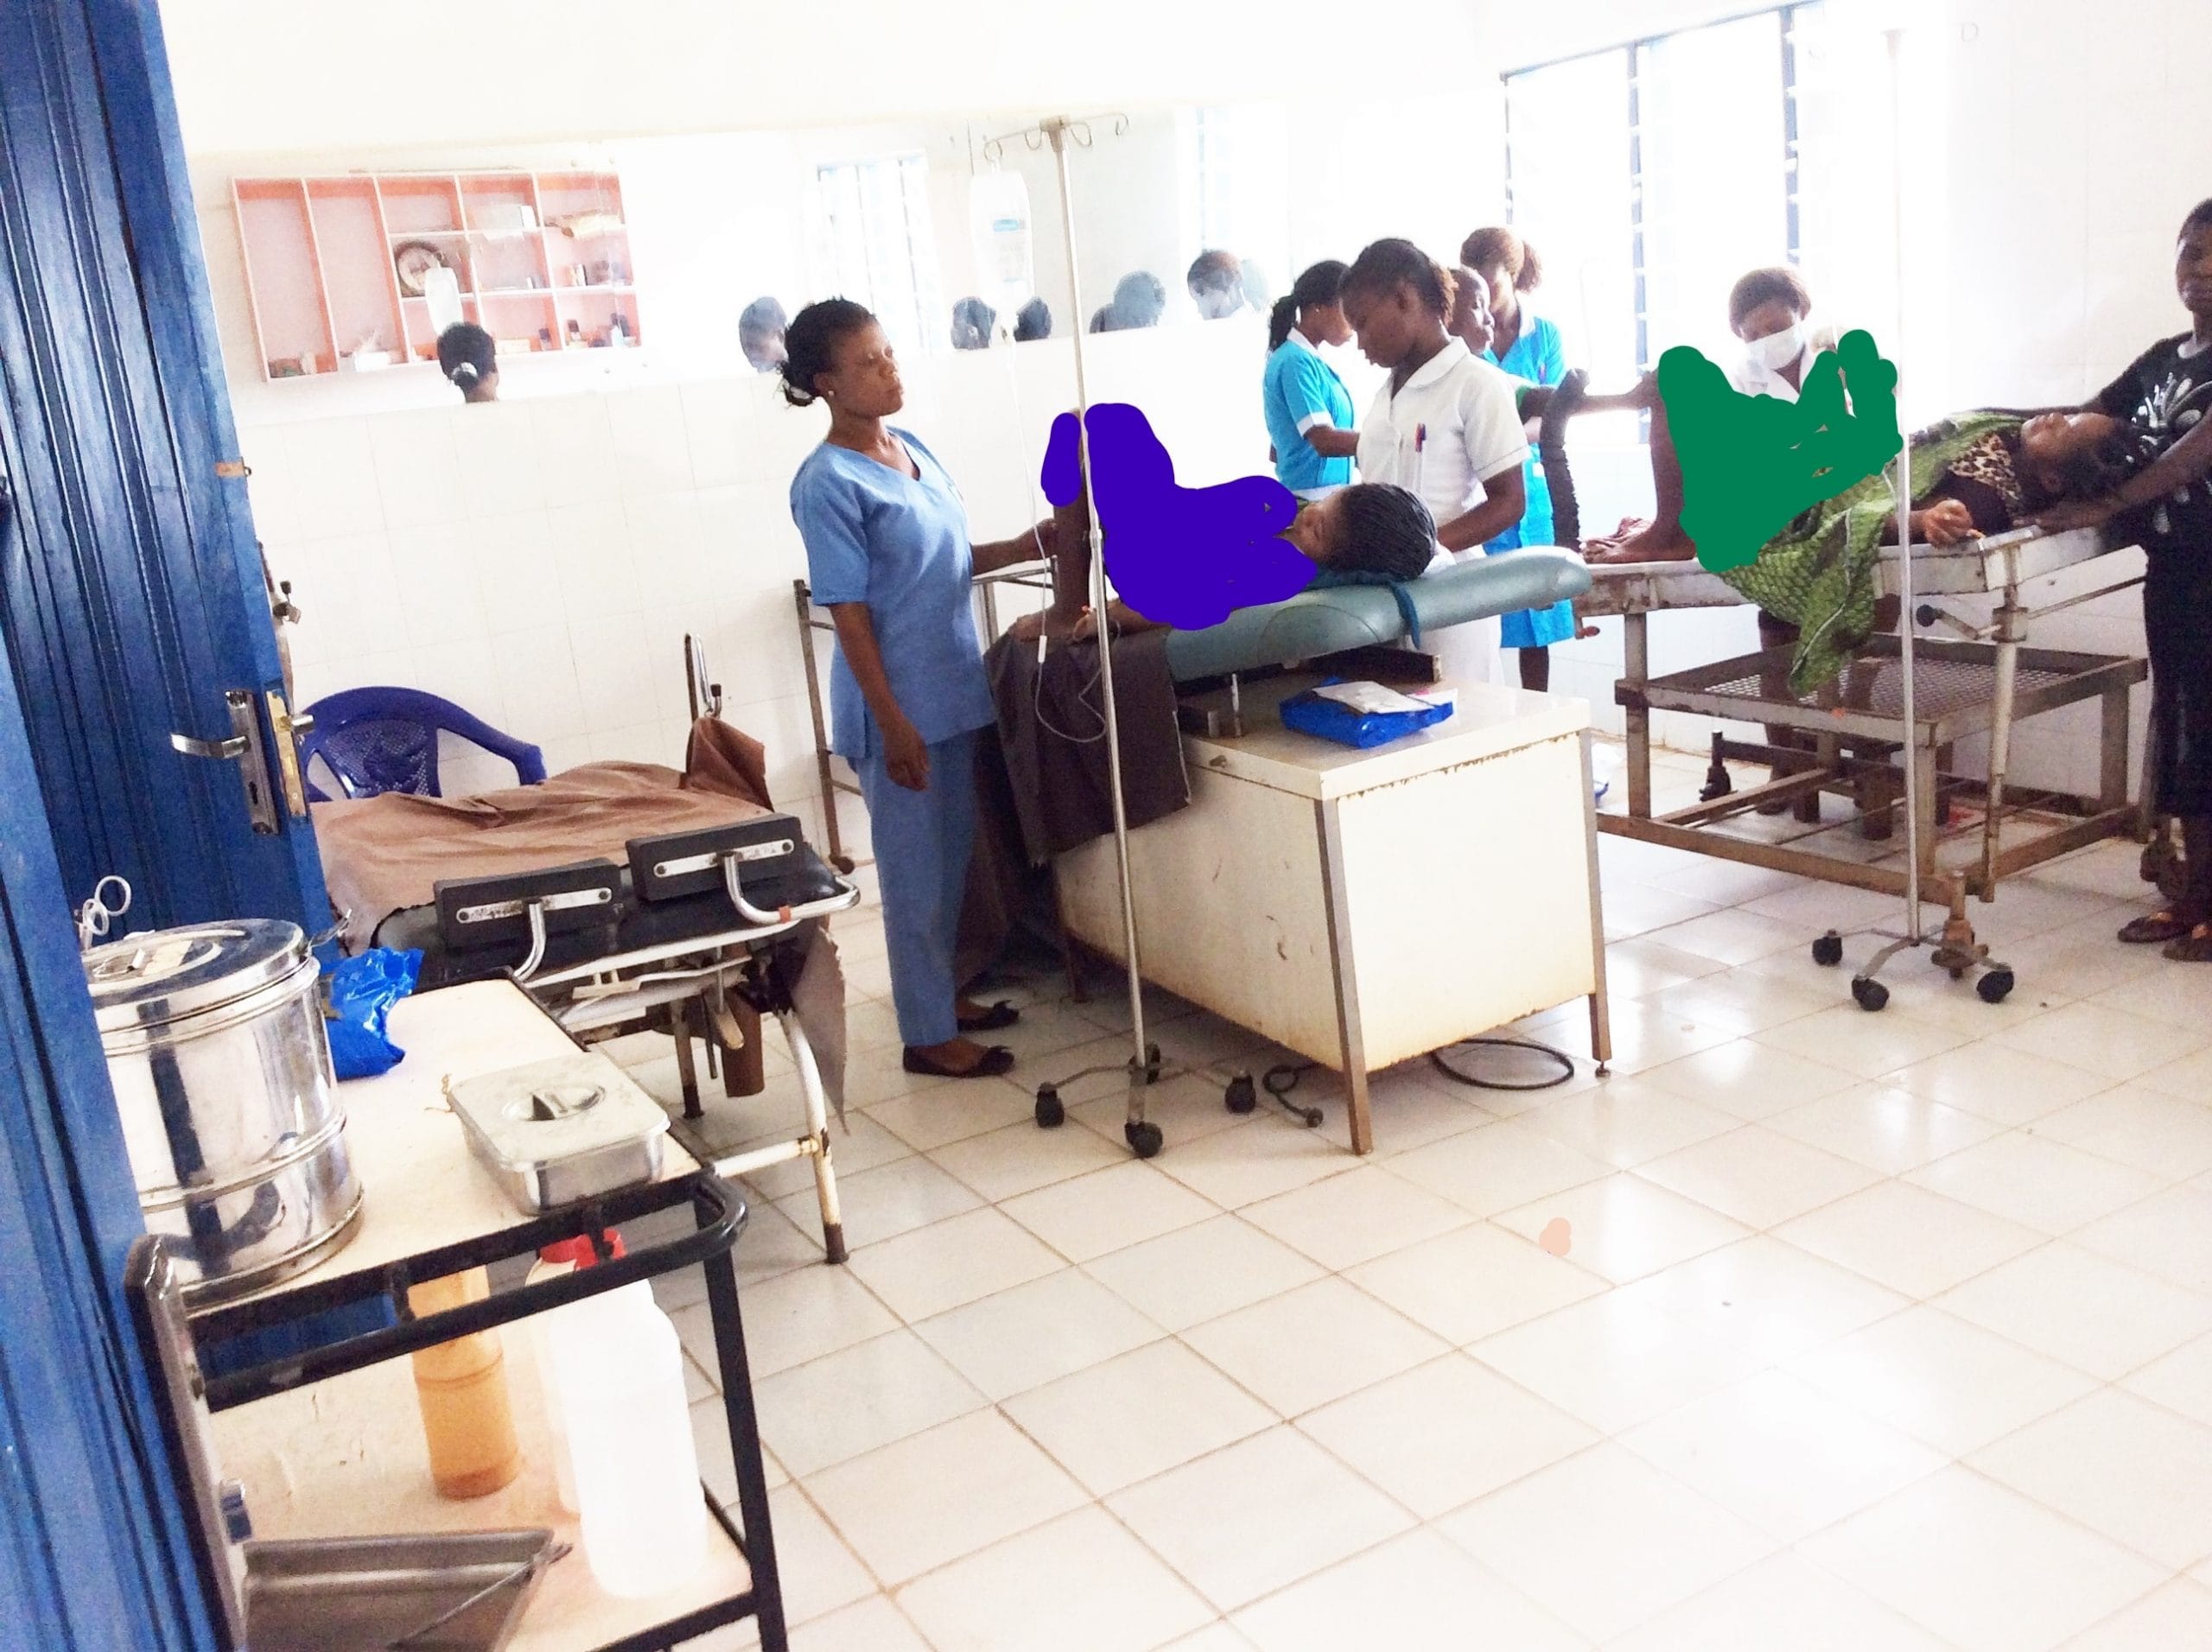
524 1234 613 1516
540 1272 706 1598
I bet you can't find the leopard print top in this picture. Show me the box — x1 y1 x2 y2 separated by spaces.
1942 430 2024 509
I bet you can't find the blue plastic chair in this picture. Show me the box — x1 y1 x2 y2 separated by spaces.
300 687 546 802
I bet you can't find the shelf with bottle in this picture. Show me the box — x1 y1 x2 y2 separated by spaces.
186 981 782 1650
236 167 639 382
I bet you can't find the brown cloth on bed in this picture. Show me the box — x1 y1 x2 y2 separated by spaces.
313 715 847 1109
983 626 1190 865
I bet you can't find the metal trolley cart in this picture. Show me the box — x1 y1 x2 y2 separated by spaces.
129 981 798 1651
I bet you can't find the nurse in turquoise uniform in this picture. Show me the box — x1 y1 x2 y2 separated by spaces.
1262 259 1360 498
785 300 1060 1079
1461 226 1579 691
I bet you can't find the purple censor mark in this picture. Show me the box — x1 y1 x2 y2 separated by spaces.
1044 403 1319 630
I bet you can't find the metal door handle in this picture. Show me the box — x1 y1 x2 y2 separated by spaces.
170 690 280 833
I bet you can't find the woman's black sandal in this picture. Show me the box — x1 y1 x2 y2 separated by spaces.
2119 911 2193 945
957 1000 1022 1033
903 1045 1015 1079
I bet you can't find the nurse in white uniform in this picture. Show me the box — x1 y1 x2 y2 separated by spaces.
1726 264 1840 403
1340 238 1529 686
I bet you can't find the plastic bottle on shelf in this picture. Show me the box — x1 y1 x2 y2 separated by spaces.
523 1232 626 1515
406 1268 521 1499
538 1257 705 1598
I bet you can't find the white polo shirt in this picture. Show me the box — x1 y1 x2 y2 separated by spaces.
1355 337 1529 683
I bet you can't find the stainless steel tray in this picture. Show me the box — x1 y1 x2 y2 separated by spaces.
244 1528 563 1651
445 1052 667 1214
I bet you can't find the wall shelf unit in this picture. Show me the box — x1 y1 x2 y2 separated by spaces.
233 168 642 381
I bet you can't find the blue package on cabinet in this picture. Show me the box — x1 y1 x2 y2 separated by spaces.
1278 678 1453 749
321 947 423 1079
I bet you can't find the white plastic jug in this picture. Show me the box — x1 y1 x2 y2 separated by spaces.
539 1279 706 1598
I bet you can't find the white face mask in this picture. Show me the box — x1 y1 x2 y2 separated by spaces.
1745 321 1807 373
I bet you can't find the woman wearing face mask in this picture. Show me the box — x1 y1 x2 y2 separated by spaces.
1726 265 1844 808
1262 260 1359 499
1728 266 1840 403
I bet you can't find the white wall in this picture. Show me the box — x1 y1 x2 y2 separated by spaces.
158 0 1487 155
188 0 2211 827
245 323 1280 843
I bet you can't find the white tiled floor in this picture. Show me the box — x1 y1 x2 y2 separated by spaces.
645 810 2212 1649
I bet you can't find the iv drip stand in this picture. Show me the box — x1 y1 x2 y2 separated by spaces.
1813 27 2011 1011
986 114 1273 1156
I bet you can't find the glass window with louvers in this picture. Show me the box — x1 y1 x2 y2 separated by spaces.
809 153 945 358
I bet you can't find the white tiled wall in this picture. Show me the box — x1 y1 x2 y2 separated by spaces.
246 322 1281 842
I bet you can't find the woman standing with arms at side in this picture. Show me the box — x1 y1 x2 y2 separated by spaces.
1460 226 1579 689
1340 239 1529 688
1262 259 1360 499
785 300 1063 1075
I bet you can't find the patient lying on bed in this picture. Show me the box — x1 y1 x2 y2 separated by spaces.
1567 375 2156 689
1009 481 1440 642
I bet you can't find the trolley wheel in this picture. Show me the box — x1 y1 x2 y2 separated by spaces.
1125 1121 1164 1159
1034 1085 1065 1129
1851 976 1890 1013
1224 1074 1257 1115
1699 768 1733 804
1811 931 1845 968
1976 969 2016 1004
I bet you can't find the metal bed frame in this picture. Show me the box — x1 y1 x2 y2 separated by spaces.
1584 527 2152 975
792 562 1056 872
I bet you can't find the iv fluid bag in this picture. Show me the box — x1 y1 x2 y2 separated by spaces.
969 170 1033 314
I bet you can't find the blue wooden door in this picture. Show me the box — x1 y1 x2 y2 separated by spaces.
0 1 324 1642
0 0 329 934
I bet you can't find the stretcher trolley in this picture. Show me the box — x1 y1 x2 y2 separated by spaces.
1584 526 2152 982
376 827 865 1261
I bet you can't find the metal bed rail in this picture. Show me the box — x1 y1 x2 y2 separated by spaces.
792 562 1057 874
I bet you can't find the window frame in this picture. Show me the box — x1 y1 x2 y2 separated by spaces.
1503 3 1817 376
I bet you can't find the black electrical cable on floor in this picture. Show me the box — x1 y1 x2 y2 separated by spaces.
1427 1036 1579 1092
1261 1030 1580 1121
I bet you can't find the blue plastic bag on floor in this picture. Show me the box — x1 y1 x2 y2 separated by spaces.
321 948 422 1079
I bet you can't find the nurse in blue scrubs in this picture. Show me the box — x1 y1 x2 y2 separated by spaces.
785 300 1061 1078
1262 260 1360 497
1459 226 1580 690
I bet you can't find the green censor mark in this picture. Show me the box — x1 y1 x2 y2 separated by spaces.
1659 328 1904 573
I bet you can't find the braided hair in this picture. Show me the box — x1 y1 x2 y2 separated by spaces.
2014 418 2165 511
1329 484 1437 581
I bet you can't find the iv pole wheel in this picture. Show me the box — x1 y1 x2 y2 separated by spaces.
1976 968 2016 1004
1811 931 1845 968
1124 1120 1164 1158
1851 975 1890 1013
1033 1085 1065 1129
1224 1073 1257 1115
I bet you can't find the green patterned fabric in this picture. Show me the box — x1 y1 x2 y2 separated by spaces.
1719 412 2020 694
